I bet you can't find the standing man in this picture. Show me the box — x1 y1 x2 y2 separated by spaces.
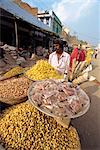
78 45 86 62
49 39 70 75
94 49 98 59
70 44 79 67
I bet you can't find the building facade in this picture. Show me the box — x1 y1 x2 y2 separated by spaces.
38 11 62 36
0 0 58 53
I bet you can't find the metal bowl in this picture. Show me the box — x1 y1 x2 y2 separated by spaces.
28 80 90 119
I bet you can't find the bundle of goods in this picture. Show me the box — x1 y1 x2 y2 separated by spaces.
1 44 17 60
0 102 80 150
30 53 41 61
0 66 24 80
4 52 17 65
16 57 26 65
25 60 63 80
36 46 44 56
0 77 31 105
0 45 17 72
68 59 89 85
28 79 90 118
72 72 89 85
0 59 6 68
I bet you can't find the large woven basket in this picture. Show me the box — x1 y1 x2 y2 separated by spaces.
0 96 28 105
0 76 31 105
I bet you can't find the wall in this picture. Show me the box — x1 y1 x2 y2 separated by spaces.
14 0 38 16
52 11 62 36
68 35 79 46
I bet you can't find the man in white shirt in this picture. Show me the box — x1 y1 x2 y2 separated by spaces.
49 39 70 75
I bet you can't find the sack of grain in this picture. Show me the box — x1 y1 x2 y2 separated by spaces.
0 59 6 67
16 57 26 65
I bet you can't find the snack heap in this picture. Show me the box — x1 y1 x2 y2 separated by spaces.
25 60 63 80
0 77 31 104
3 66 24 78
0 102 80 150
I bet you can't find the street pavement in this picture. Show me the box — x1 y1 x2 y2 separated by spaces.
72 55 100 150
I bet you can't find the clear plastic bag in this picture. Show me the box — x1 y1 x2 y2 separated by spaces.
28 80 90 119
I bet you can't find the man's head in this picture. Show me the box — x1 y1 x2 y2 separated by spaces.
73 44 78 49
53 39 63 54
81 45 86 49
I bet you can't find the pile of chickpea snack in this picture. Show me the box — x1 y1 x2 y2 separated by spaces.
0 102 80 150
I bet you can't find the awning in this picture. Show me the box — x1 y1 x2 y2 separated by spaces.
0 0 53 33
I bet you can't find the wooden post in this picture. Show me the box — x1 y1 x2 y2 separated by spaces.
14 20 18 48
